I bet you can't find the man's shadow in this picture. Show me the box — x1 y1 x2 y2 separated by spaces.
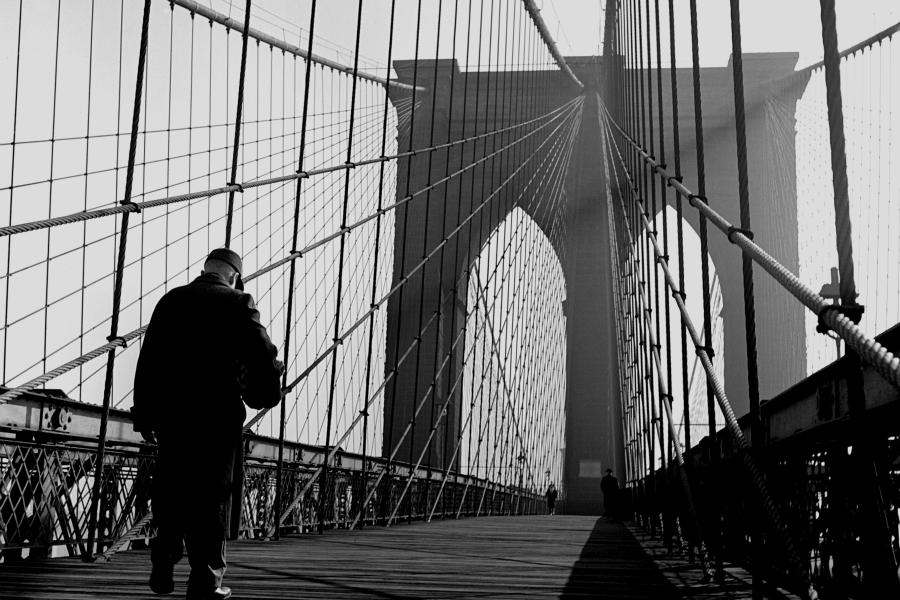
560 518 678 599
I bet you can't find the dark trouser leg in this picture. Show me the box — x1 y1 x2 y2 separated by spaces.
150 464 185 574
184 499 227 596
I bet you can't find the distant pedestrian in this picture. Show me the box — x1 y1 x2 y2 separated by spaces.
132 248 284 600
601 469 619 519
545 483 559 515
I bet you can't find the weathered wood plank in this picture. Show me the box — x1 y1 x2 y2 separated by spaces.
0 515 678 599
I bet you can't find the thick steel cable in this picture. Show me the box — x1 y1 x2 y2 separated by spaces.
727 2 764 595
371 105 579 525
428 0 462 520
665 0 692 489
473 0 503 519
602 107 900 392
520 0 583 89
597 105 707 570
818 0 858 309
602 105 819 600
356 0 399 530
316 0 366 535
686 0 718 460
223 0 253 246
0 100 575 240
0 100 580 409
819 2 899 591
432 106 578 519
433 0 476 521
652 0 673 474
272 0 318 540
407 0 445 517
85 0 153 561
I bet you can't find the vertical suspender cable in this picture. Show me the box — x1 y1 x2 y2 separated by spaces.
223 0 254 247
430 0 460 521
273 0 318 541
653 0 675 550
819 1 899 593
319 0 365 535
357 0 398 530
666 0 695 563
726 2 763 596
408 0 443 521
383 0 424 525
687 0 722 577
86 0 153 561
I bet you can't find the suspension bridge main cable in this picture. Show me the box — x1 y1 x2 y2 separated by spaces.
602 97 820 600
601 106 900 391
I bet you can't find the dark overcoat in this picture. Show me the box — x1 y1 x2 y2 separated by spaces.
131 272 282 531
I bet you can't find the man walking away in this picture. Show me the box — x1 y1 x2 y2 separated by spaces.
131 248 284 600
545 483 559 515
601 469 620 520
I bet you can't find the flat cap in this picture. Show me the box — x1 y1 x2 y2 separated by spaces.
206 247 243 275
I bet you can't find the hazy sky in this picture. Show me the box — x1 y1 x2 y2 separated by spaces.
215 0 900 71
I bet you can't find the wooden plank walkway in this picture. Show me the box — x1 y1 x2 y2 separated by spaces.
0 515 679 599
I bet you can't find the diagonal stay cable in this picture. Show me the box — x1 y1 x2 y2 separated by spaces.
601 102 900 393
260 100 583 531
0 97 580 239
403 105 581 523
171 0 422 92
601 100 819 600
600 98 712 575
427 112 579 520
0 99 581 408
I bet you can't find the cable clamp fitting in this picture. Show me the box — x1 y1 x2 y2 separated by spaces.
672 289 686 300
726 226 754 243
694 344 715 359
816 303 865 335
656 254 669 264
344 160 357 168
120 200 142 213
227 181 244 193
660 393 673 401
107 335 128 347
687 193 707 207
652 162 667 174
296 170 309 179
666 175 683 188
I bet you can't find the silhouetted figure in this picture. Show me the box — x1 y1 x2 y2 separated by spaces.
545 483 559 515
601 469 619 519
132 248 283 600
